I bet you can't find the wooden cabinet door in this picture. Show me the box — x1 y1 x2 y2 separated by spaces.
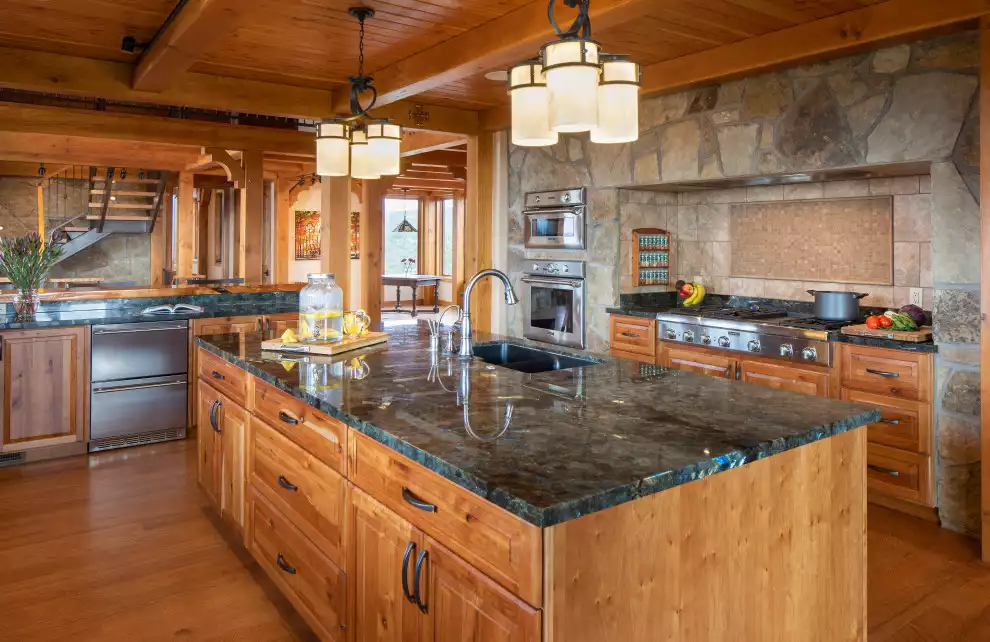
661 347 736 378
0 327 87 451
421 537 540 642
738 360 829 397
350 487 423 642
193 315 263 336
265 313 298 334
196 380 222 510
219 394 249 531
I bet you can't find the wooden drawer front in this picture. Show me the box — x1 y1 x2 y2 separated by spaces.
250 417 347 566
740 360 829 397
867 443 933 506
254 379 346 475
348 430 542 608
842 389 932 454
609 316 655 357
839 344 931 402
664 347 735 378
197 350 250 406
247 491 347 641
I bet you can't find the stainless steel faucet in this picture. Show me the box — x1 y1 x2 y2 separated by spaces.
459 269 519 358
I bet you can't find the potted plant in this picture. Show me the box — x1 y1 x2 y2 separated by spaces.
0 232 63 317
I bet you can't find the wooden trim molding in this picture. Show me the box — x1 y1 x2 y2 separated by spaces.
979 15 990 563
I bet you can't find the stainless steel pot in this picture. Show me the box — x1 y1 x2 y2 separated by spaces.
807 290 869 321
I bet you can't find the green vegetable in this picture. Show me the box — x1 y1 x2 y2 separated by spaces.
883 311 917 331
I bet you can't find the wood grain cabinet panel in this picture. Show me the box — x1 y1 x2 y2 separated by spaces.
254 379 346 475
0 327 87 451
196 379 222 510
193 315 263 336
866 443 933 507
660 347 736 378
198 349 250 406
265 312 299 334
609 315 656 359
247 489 347 642
739 360 830 397
249 417 347 566
348 430 542 608
421 536 541 642
219 395 249 532
349 487 424 642
838 343 932 402
841 389 932 454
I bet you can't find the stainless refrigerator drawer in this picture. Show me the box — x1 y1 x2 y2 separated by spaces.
91 321 189 382
90 375 188 441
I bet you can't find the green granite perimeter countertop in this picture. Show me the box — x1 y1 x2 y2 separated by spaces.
196 323 878 527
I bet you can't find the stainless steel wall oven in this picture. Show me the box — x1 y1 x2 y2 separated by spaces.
521 260 586 349
523 188 586 250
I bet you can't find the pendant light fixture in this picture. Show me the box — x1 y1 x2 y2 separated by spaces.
316 8 402 178
507 0 640 147
392 189 418 233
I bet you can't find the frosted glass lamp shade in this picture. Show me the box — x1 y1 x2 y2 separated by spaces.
591 59 640 144
316 121 351 176
542 39 601 133
350 130 380 180
366 122 402 175
508 62 557 147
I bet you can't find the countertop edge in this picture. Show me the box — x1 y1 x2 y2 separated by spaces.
195 336 880 528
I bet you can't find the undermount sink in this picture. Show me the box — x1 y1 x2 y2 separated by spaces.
472 342 601 373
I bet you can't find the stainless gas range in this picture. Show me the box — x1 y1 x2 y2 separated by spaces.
656 307 845 367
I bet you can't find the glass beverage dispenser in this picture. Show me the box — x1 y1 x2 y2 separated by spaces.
298 273 344 343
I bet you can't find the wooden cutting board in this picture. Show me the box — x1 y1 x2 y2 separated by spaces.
261 331 388 355
839 324 932 342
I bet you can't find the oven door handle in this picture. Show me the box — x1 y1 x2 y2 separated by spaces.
524 209 581 219
520 276 583 288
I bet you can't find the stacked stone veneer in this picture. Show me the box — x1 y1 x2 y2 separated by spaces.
506 31 981 535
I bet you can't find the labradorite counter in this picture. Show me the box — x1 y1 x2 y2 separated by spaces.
196 323 878 527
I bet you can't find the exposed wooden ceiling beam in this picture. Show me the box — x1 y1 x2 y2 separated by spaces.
640 0 988 96
390 177 466 191
401 131 467 156
0 161 48 179
403 150 468 169
133 0 265 92
0 132 202 170
0 103 314 154
330 0 660 112
0 47 479 135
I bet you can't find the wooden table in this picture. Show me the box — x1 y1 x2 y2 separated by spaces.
381 274 442 317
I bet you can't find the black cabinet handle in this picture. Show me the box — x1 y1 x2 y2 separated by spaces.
879 418 900 425
723 364 732 378
279 411 300 425
214 400 223 433
276 553 297 574
401 487 437 513
866 368 899 378
401 541 416 603
257 318 263 331
211 370 225 380
619 331 638 338
277 475 298 492
209 400 221 433
868 464 900 477
413 549 429 613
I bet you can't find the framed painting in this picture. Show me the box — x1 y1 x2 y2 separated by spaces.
350 211 360 259
295 210 321 259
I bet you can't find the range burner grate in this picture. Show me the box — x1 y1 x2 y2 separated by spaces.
777 316 851 331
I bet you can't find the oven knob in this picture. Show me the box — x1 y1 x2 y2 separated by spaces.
682 330 694 343
801 347 817 361
779 344 794 357
534 196 541 203
532 264 540 272
747 340 761 353
701 334 711 345
562 193 571 203
717 336 730 348
665 328 677 340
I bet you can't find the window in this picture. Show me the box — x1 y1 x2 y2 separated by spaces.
441 198 454 276
383 197 419 275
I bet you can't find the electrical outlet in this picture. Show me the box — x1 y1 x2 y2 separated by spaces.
909 288 923 306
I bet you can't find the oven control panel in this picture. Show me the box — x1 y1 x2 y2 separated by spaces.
524 188 587 208
524 260 586 278
657 321 831 366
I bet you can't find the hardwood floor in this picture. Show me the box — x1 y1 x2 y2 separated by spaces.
0 439 987 641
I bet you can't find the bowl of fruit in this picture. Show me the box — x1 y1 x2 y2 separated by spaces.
676 280 706 307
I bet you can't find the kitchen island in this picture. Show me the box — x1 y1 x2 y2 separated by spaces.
195 323 878 642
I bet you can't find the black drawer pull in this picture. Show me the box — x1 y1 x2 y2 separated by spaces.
619 331 639 338
868 464 900 477
401 487 437 513
413 549 429 613
879 418 900 425
401 541 416 603
866 368 899 378
211 370 225 380
276 553 297 574
277 475 298 492
278 411 300 425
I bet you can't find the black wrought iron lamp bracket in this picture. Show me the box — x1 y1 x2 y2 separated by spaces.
343 6 378 121
549 0 592 40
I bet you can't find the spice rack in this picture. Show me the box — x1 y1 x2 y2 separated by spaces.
632 228 670 287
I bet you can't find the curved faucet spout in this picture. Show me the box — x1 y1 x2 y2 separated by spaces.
459 269 518 358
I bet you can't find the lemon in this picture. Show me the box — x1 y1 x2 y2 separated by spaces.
280 328 299 343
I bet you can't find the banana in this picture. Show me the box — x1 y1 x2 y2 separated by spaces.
684 282 706 306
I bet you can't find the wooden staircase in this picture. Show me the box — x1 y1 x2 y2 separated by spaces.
48 167 169 263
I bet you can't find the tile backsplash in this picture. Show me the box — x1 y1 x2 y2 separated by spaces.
620 175 933 309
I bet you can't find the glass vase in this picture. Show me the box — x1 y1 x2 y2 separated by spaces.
13 288 39 318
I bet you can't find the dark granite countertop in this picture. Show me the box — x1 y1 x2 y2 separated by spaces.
0 300 298 330
607 306 938 353
196 323 878 527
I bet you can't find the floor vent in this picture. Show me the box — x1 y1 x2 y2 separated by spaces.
88 428 187 453
0 451 26 467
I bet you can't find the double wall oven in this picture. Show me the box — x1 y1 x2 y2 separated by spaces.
521 260 586 349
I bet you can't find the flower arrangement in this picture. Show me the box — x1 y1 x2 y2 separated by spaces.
0 232 63 317
401 257 417 276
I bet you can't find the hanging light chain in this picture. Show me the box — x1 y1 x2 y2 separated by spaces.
357 12 366 78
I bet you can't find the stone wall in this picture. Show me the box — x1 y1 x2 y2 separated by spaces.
505 31 981 535
0 177 152 285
